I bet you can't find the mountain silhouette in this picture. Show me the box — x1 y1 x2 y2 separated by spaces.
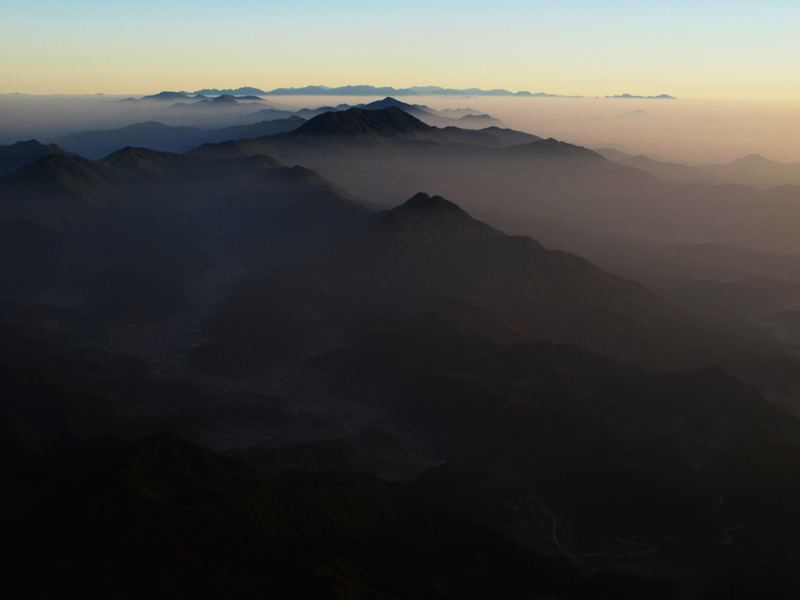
0 153 117 219
293 106 432 137
140 91 193 101
0 147 353 306
371 192 501 246
357 97 434 118
703 154 800 189
206 192 713 370
210 94 239 104
286 97 506 130
53 118 305 159
0 139 68 176
260 84 534 96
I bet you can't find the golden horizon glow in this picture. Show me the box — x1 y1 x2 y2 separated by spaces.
1 1 799 100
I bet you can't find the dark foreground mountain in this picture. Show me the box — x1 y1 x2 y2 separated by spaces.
314 316 800 579
202 192 733 372
6 432 680 599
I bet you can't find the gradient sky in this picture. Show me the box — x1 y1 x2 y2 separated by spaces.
1 0 798 99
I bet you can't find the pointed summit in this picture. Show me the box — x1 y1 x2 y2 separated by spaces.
359 97 433 118
293 107 431 137
372 192 501 246
398 192 463 212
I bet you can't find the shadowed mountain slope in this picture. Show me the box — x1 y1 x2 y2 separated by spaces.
292 106 433 137
203 193 722 371
315 317 800 576
0 147 360 313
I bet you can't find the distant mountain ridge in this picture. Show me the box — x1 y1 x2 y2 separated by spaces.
605 93 675 99
288 97 507 129
51 118 305 160
184 85 675 98
193 85 537 97
598 148 800 189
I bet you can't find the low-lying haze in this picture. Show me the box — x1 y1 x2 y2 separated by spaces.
3 93 799 165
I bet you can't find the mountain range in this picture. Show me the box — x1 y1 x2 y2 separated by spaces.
188 106 800 255
50 118 306 159
4 99 800 596
189 85 677 98
194 85 537 97
598 148 800 189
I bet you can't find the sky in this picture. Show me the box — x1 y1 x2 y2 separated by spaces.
1 0 799 99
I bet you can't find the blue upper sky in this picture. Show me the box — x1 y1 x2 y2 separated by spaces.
1 0 798 98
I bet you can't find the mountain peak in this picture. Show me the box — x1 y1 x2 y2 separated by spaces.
372 193 500 246
398 192 462 213
294 106 431 137
359 97 431 114
211 94 238 104
141 91 193 101
733 153 778 165
1 139 52 152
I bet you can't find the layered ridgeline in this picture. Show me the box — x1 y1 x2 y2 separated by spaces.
7 106 800 596
0 141 787 374
4 176 800 591
200 192 755 373
32 97 504 160
598 147 800 189
0 147 364 315
185 105 800 254
50 118 307 160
